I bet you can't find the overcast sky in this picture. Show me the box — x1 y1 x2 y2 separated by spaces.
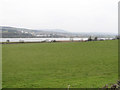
0 0 119 33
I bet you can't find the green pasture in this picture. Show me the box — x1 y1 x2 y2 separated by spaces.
2 40 118 88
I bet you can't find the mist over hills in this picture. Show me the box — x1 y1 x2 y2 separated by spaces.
0 26 117 38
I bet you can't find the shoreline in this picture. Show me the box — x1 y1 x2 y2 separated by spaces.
0 39 115 44
0 40 87 44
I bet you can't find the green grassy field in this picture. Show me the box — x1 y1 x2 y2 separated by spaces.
2 40 118 88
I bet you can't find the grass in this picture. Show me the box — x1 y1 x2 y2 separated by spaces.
2 40 118 88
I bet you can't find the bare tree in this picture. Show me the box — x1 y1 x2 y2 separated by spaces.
88 36 92 41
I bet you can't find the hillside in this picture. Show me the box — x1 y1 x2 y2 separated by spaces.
0 26 117 38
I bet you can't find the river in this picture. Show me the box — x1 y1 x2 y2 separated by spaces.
0 38 112 42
